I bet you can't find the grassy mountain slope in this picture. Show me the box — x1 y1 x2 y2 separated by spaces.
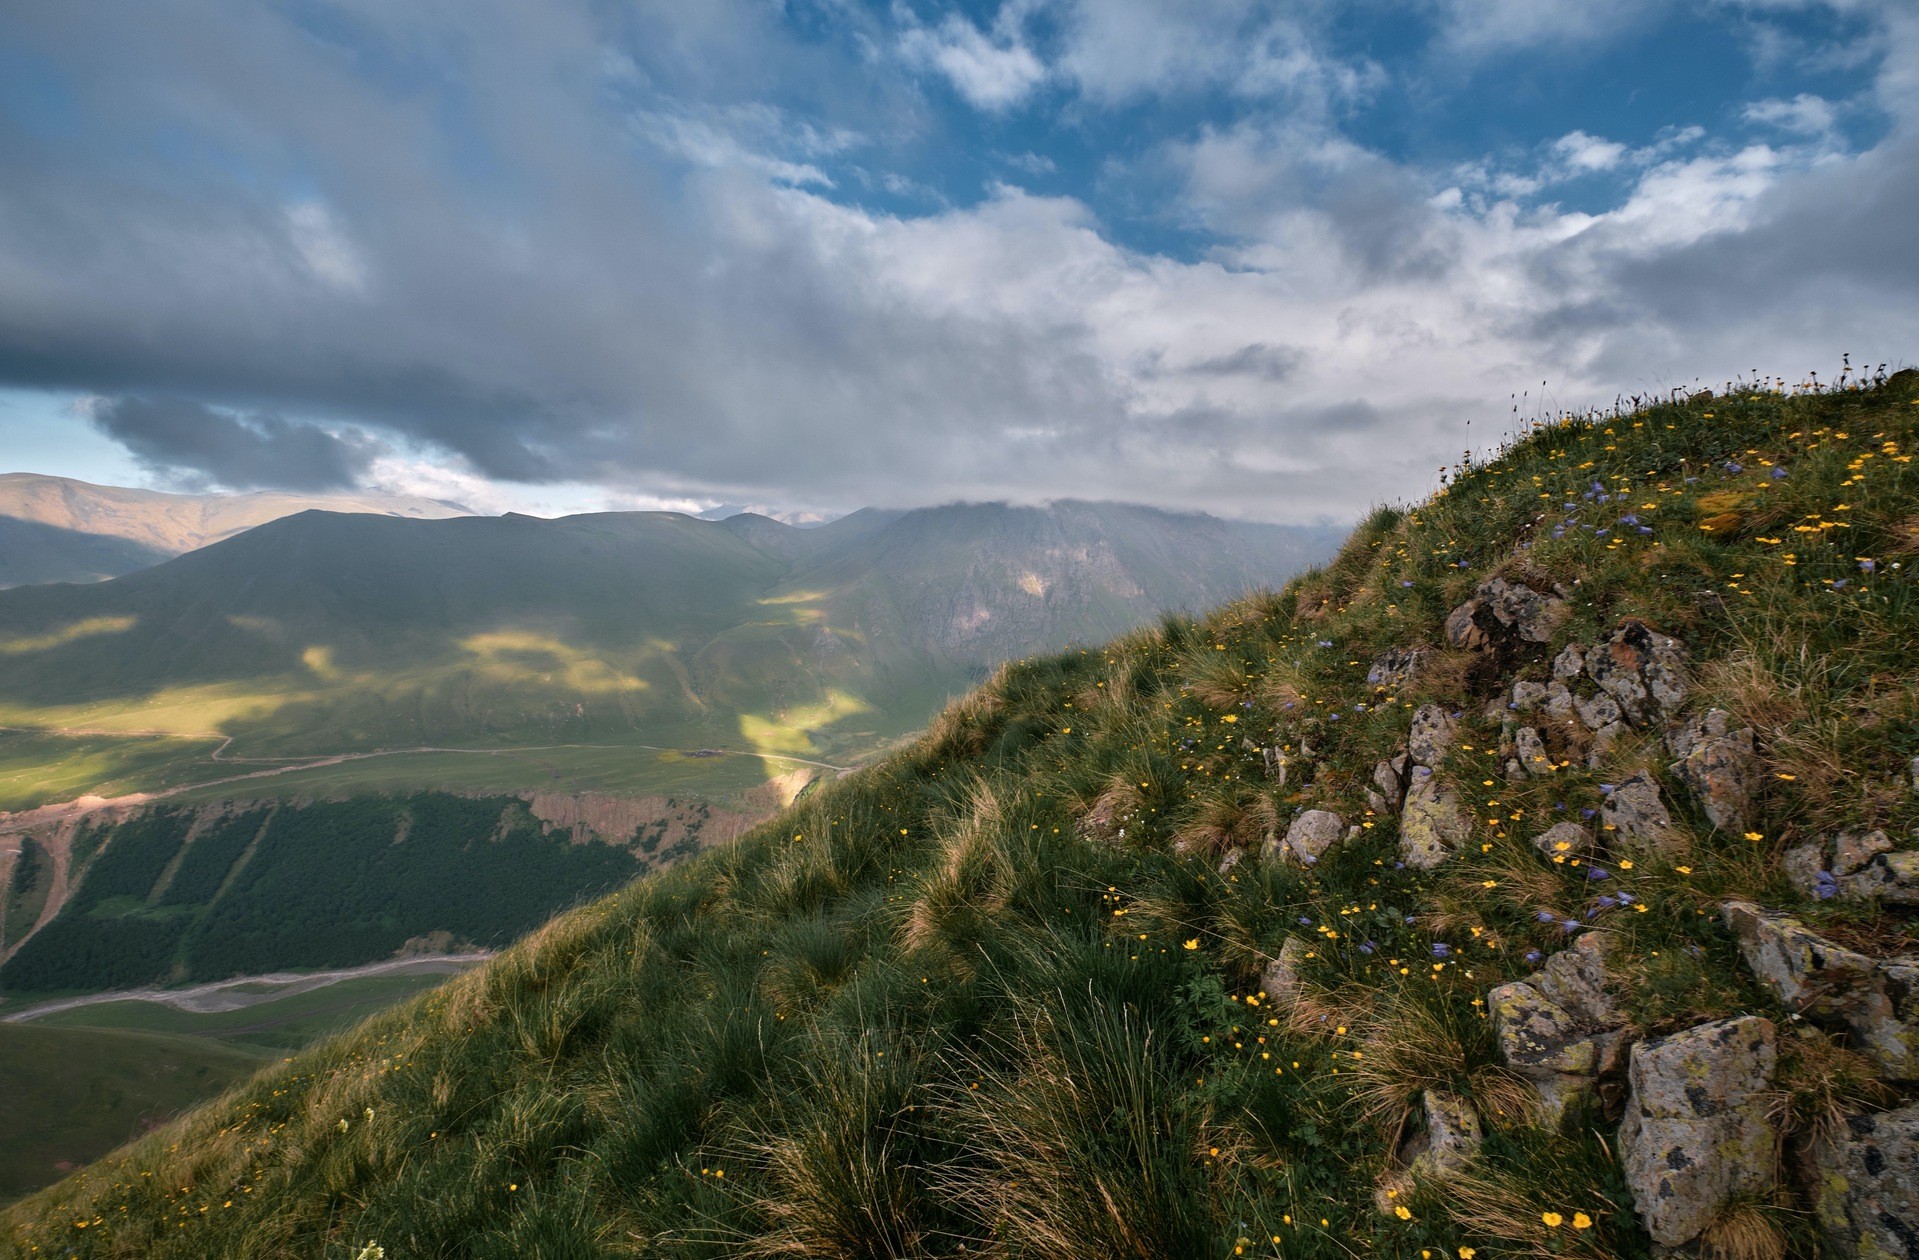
0 473 466 586
0 502 1337 775
0 519 171 590
8 372 1917 1258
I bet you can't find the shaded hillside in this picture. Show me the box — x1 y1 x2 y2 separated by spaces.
13 372 1919 1258
0 520 170 590
0 502 1339 763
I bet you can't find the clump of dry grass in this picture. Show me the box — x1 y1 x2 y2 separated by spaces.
1168 785 1275 859
1346 990 1537 1143
1696 1198 1789 1260
1077 774 1148 843
1444 1167 1619 1260
898 780 1014 966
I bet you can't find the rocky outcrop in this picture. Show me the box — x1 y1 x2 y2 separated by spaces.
1407 704 1458 769
1445 577 1567 651
1666 709 1758 834
1783 829 1916 904
1489 933 1628 1121
1275 809 1344 866
1408 1090 1483 1179
1619 1015 1779 1250
1513 726 1554 777
1582 620 1689 726
1366 647 1424 689
1260 935 1310 1003
1531 820 1593 862
1723 901 1919 1081
1600 772 1681 855
1809 1103 1919 1260
1399 767 1468 869
1845 849 1919 907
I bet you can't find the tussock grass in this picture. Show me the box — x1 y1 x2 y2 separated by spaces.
10 371 1919 1257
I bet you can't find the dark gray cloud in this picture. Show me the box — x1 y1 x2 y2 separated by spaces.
89 397 380 491
0 0 1914 523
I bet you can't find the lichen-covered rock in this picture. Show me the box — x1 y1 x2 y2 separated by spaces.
1785 842 1827 899
1444 577 1566 651
1513 726 1554 777
1553 644 1585 680
1583 620 1688 726
1279 809 1345 865
1723 901 1880 1016
1532 820 1593 862
1408 1089 1482 1179
1545 680 1577 721
1489 934 1626 1119
1834 829 1894 877
1399 767 1467 869
1619 1015 1778 1249
1367 647 1424 688
1260 935 1310 1003
1666 709 1757 834
1601 772 1679 854
1844 849 1919 907
1510 680 1548 713
1368 756 1405 816
1723 901 1919 1082
1408 704 1457 768
1809 1103 1919 1260
1575 690 1623 731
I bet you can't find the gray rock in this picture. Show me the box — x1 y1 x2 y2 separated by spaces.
1667 710 1757 834
1216 848 1244 876
1601 772 1679 855
1723 902 1919 1082
1367 648 1424 688
1444 577 1567 650
1481 577 1566 643
1545 680 1577 721
1489 934 1627 1122
1575 690 1623 731
1408 704 1457 768
1511 680 1549 713
1553 645 1585 681
1784 843 1827 899
1514 726 1554 777
1283 810 1345 865
1366 751 1412 809
1399 767 1468 869
1261 746 1289 785
1260 936 1310 1003
1532 820 1593 862
1834 830 1894 877
1408 1089 1482 1179
1587 720 1629 768
1619 1015 1778 1249
1584 621 1688 725
1843 850 1919 907
1809 1103 1919 1260
1444 599 1492 651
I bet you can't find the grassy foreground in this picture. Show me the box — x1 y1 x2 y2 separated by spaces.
5 370 1918 1258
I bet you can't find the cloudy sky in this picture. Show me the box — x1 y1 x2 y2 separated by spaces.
0 1 1913 522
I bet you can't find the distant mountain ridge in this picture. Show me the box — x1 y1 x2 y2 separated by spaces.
0 473 469 587
0 500 1341 762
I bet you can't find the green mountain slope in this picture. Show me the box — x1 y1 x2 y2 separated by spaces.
0 520 171 590
8 372 1918 1258
0 473 467 587
0 501 1338 770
